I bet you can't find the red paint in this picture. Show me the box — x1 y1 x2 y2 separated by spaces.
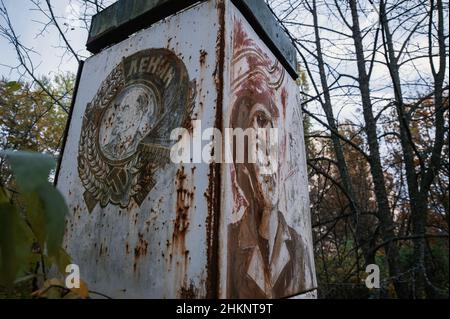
231 18 285 106
281 88 288 119
233 19 253 51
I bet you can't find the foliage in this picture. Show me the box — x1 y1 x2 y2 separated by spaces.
0 150 71 297
308 105 449 298
0 73 95 299
0 74 72 185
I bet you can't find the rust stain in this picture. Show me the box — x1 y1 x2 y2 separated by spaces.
170 166 194 264
199 49 208 66
281 88 288 119
184 117 194 134
182 76 197 135
173 166 192 240
164 165 195 296
178 281 198 299
132 232 149 274
191 48 208 127
134 232 149 259
204 0 225 299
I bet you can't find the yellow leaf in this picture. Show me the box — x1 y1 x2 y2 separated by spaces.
31 278 66 298
70 279 89 299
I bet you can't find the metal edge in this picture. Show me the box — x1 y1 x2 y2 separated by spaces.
86 0 298 80
54 60 84 186
231 0 298 79
86 0 204 54
205 0 226 300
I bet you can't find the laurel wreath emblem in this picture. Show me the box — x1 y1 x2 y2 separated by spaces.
77 49 194 213
77 65 126 211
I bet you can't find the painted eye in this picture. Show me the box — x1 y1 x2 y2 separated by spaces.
256 113 269 127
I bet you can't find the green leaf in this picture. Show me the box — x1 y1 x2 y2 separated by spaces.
6 81 21 91
23 192 47 248
0 187 10 204
0 150 55 193
50 248 72 274
38 184 68 257
0 201 33 289
0 151 70 287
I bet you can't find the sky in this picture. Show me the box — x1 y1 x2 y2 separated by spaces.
1 0 447 127
0 0 93 79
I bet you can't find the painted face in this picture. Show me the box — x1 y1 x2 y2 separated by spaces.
248 103 279 208
99 84 156 161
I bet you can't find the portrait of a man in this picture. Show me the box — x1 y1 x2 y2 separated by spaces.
227 93 313 299
226 17 315 299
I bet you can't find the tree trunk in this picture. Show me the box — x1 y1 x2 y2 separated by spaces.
348 0 409 299
311 0 375 266
379 0 424 298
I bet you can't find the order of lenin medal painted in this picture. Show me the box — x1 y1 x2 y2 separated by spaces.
77 49 195 212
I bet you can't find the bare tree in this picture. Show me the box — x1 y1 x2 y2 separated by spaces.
270 0 448 298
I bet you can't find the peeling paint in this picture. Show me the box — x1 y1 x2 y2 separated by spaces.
57 0 316 299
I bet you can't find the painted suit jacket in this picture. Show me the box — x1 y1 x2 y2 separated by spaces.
227 210 314 298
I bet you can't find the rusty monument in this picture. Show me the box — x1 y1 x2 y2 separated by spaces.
56 0 317 298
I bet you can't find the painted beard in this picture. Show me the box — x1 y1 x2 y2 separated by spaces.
258 173 279 208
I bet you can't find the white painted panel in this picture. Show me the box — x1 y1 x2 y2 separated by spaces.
219 3 317 299
57 1 221 298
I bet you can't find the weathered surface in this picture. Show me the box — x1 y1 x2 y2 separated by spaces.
58 1 221 298
87 0 201 53
57 0 316 299
218 5 317 298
